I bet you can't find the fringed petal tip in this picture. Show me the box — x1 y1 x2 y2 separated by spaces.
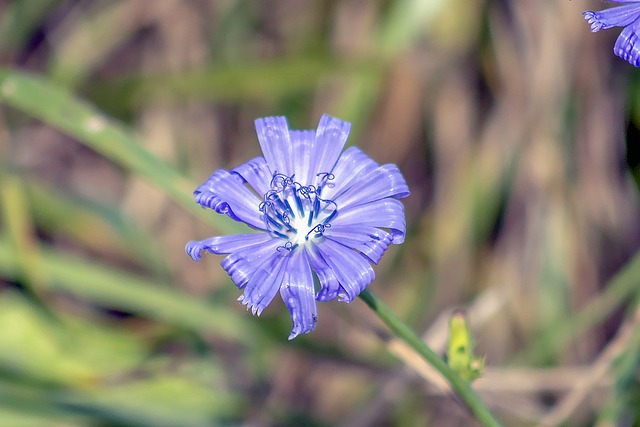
317 114 351 136
391 229 406 245
288 308 318 341
237 294 267 316
185 241 205 262
316 289 338 302
287 305 317 339
583 11 604 32
337 293 354 303
288 325 315 340
582 3 640 35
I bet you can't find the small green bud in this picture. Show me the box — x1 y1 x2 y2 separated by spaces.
447 309 484 382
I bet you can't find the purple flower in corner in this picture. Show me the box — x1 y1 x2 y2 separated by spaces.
583 1 640 66
186 115 409 339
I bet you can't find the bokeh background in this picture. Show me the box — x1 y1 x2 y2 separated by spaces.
0 0 639 426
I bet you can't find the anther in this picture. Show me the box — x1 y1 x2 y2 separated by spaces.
317 172 335 181
317 172 335 189
305 223 330 240
277 241 298 252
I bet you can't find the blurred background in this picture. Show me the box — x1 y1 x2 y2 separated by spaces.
0 0 639 426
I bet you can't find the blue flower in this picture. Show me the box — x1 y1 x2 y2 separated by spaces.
186 115 409 339
584 1 640 66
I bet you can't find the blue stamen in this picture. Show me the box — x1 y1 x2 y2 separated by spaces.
273 230 288 239
323 208 338 224
312 195 320 218
265 214 283 229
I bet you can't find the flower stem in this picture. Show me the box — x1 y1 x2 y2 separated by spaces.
358 289 502 427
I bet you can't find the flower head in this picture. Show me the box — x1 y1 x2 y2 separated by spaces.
186 115 409 339
583 1 640 66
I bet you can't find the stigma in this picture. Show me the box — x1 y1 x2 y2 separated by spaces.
259 172 337 250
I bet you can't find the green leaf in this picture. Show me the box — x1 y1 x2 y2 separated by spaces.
0 69 243 235
0 292 145 385
14 171 168 275
57 376 241 427
0 236 257 341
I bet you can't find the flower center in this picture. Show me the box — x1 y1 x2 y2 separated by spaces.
259 172 337 251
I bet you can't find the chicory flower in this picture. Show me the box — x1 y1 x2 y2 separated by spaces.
186 115 409 339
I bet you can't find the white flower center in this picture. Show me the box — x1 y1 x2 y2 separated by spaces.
259 172 337 251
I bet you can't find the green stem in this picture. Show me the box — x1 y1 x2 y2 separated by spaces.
359 289 502 427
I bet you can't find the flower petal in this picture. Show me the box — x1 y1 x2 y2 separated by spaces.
583 4 640 32
315 239 375 302
615 19 640 65
220 238 282 289
232 156 273 196
255 116 294 176
331 198 407 244
186 233 274 261
333 164 409 209
289 130 316 185
306 115 351 184
321 147 379 200
306 244 341 302
238 253 289 316
280 250 318 339
324 225 393 264
194 169 264 229
254 115 352 188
